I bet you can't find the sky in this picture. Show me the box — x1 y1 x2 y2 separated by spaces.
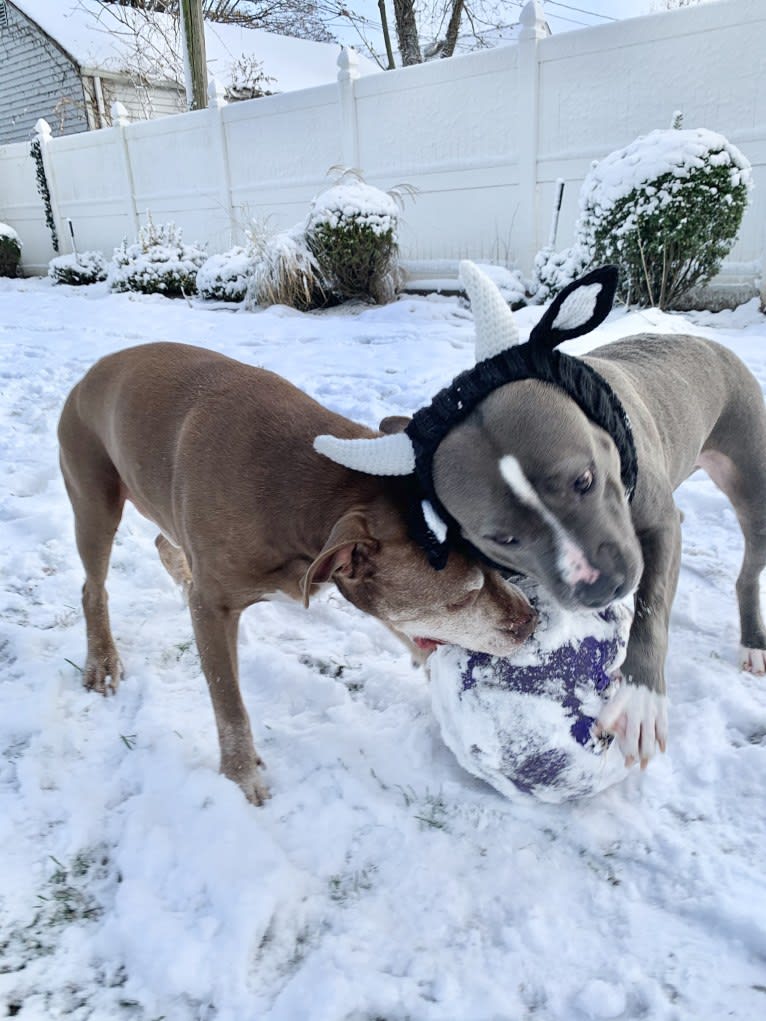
335 0 699 66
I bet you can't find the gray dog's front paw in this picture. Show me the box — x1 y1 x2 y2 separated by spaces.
597 682 667 769
739 645 766 675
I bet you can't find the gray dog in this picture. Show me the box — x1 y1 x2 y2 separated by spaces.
315 261 766 770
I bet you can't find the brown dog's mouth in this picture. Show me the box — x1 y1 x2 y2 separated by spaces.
412 637 445 654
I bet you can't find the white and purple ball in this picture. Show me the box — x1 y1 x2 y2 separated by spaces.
430 588 634 803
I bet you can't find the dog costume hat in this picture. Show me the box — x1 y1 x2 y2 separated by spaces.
314 262 636 570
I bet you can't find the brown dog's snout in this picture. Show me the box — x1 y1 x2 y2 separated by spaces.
503 604 537 642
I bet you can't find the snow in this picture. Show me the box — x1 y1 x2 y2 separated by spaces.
1 276 765 1019
579 127 753 232
308 179 400 237
12 1 377 95
0 221 21 243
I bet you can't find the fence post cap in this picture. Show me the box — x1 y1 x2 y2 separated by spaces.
337 46 360 82
208 77 227 108
34 118 52 139
111 101 130 126
519 0 550 40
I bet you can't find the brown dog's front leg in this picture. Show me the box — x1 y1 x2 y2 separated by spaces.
188 591 269 805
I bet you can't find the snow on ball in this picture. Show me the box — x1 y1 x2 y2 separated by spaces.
429 585 634 803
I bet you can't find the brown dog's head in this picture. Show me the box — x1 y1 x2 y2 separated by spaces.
301 498 536 656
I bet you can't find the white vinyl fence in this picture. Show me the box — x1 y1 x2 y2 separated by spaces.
1 0 764 297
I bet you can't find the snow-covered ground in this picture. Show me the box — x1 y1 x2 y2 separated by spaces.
1 277 765 1021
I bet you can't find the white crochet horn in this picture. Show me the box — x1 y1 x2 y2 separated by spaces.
313 430 415 476
459 259 521 362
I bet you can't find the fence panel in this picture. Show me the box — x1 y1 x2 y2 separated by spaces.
0 0 763 292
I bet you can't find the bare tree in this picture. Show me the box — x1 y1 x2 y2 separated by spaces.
98 0 334 42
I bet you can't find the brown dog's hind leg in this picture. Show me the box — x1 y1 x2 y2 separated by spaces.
155 534 192 601
59 434 126 695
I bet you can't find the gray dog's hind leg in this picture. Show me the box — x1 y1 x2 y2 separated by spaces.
698 408 766 674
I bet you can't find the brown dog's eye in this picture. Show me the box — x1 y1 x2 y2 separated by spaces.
573 469 594 495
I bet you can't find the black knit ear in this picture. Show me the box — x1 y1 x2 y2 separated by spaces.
529 266 619 353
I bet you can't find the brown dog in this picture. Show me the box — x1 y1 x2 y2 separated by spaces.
58 342 536 804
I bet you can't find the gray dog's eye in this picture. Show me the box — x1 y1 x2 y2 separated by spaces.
488 534 519 546
573 468 594 495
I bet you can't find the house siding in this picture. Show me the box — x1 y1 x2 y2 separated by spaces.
0 2 88 144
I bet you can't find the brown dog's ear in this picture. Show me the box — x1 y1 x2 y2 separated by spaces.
378 415 412 435
301 511 379 607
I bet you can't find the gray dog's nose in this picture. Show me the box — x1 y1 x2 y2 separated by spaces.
574 543 630 607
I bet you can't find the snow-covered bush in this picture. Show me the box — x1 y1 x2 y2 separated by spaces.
577 125 752 308
245 226 326 311
306 173 403 304
109 217 206 296
196 246 250 302
531 244 589 304
48 251 108 286
0 222 22 277
472 263 529 309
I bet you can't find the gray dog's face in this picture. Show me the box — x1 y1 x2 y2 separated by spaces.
432 381 643 610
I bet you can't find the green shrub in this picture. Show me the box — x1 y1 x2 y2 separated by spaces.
531 244 589 304
577 125 751 308
196 246 250 302
305 173 403 304
109 216 206 296
0 223 22 277
48 251 108 285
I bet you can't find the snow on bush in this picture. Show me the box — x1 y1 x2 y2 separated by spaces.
306 173 403 304
530 244 589 304
109 217 206 296
48 251 108 286
475 263 530 308
576 124 752 309
196 246 250 302
0 221 22 278
245 226 326 312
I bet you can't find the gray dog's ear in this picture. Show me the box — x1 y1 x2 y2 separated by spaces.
528 265 619 353
378 415 412 435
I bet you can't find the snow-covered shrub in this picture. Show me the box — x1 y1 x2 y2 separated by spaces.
577 126 752 309
196 246 250 302
305 173 403 304
0 222 22 277
474 263 530 309
531 244 589 304
48 251 108 286
109 217 206 296
245 226 326 311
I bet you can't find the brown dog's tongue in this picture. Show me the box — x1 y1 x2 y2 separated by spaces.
413 637 444 654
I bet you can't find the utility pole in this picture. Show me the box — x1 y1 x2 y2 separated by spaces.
179 0 208 111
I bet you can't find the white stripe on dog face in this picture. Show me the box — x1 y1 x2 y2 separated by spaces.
499 455 600 586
